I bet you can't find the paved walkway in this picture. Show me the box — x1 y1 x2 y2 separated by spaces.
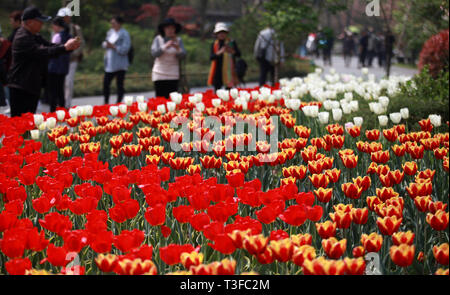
24 55 415 114
312 55 418 80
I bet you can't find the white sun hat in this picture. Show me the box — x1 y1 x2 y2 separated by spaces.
214 22 229 34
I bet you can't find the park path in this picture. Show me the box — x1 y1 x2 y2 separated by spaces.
35 55 417 114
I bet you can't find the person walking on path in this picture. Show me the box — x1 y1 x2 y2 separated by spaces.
342 31 355 68
102 16 131 105
367 27 377 67
151 18 186 99
254 27 284 86
47 17 71 112
358 30 369 68
208 23 241 91
57 7 84 109
7 6 80 117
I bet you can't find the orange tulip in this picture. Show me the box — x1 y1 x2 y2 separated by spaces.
428 201 448 214
432 243 449 265
426 210 449 231
282 165 307 180
315 221 337 239
435 268 450 275
434 147 448 160
329 211 352 229
414 196 432 212
59 146 72 158
352 246 365 258
402 161 418 176
406 182 432 198
314 188 333 203
366 129 380 141
341 154 358 169
322 237 347 259
187 164 201 176
292 245 316 267
302 257 346 275
324 168 341 183
390 244 415 267
269 238 294 262
391 144 406 157
344 257 366 275
243 234 268 256
290 234 312 247
371 150 390 164
145 155 160 166
377 216 402 236
366 196 383 211
376 187 399 202
361 233 383 253
392 231 415 246
351 208 369 225
180 251 204 269
353 176 372 191
383 128 398 142
309 174 329 189
348 126 361 138
341 183 363 199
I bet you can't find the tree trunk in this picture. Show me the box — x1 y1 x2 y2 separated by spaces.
156 0 175 26
198 0 209 39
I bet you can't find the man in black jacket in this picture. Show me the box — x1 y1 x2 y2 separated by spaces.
7 6 80 117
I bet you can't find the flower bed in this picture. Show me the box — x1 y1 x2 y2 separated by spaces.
0 71 448 275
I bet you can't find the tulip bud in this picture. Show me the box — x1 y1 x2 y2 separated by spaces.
136 96 145 104
33 114 44 126
390 112 402 124
38 123 46 131
318 112 329 124
56 110 66 121
429 114 441 127
118 104 127 114
353 117 363 127
212 99 221 108
30 129 40 140
166 102 176 112
124 96 134 106
361 67 369 75
332 108 343 122
109 106 119 116
138 103 148 113
400 108 409 119
45 117 57 129
379 96 390 108
157 104 166 114
378 115 388 127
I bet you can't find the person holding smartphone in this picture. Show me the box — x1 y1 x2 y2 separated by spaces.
151 18 186 99
208 22 241 91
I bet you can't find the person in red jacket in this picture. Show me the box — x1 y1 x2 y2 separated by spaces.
7 6 80 117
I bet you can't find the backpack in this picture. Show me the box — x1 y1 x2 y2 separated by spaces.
235 58 248 81
128 45 134 65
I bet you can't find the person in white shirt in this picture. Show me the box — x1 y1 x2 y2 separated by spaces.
151 18 186 99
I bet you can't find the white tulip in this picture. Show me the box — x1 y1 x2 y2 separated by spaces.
136 96 145 104
353 117 363 127
429 114 442 127
273 90 283 100
109 106 119 116
251 91 260 100
195 102 205 112
138 102 148 113
69 108 79 118
344 92 353 101
157 104 166 114
76 106 84 117
33 114 44 127
362 67 369 75
330 68 336 75
318 112 329 124
212 99 221 108
323 100 333 111
56 110 66 121
30 129 40 140
400 108 409 119
341 103 352 114
389 112 402 124
332 108 343 121
315 68 323 75
379 96 390 108
229 88 238 99
289 99 301 111
170 92 182 104
118 104 127 114
83 105 93 116
166 102 176 112
350 101 359 112
188 96 197 104
45 117 56 129
194 93 203 102
124 96 134 106
378 115 389 126
38 123 46 131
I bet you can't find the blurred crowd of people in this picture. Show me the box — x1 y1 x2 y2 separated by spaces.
305 27 396 70
0 5 286 118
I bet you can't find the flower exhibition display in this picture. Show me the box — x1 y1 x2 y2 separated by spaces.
0 70 448 276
